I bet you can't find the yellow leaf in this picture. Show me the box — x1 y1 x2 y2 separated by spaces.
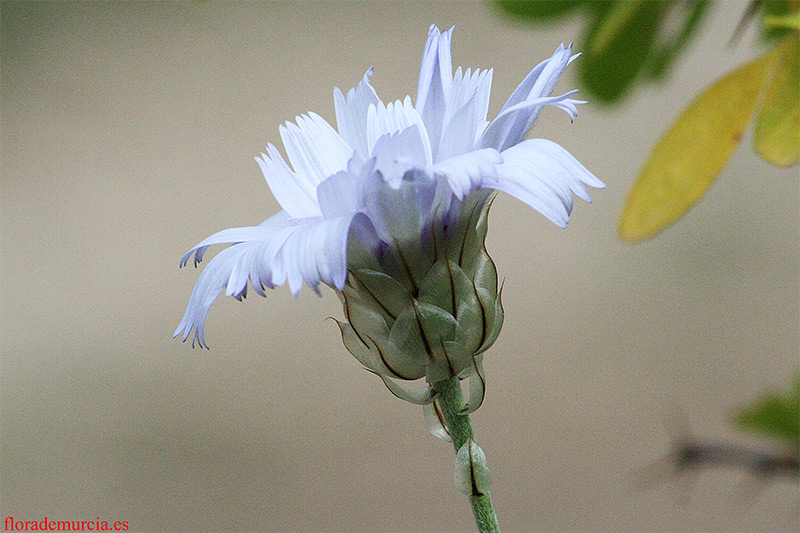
618 49 779 242
754 34 800 167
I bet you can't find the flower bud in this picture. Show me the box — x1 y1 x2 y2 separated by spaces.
334 190 503 404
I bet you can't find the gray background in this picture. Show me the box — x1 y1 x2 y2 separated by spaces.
2 1 797 531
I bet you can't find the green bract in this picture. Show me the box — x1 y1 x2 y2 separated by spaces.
335 191 503 409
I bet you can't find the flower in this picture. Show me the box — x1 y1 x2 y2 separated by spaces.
175 24 604 366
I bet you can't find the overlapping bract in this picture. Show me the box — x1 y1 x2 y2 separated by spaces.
175 25 603 350
335 190 503 397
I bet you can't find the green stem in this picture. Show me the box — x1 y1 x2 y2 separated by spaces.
433 376 500 533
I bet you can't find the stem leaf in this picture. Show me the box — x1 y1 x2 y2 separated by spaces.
454 439 493 496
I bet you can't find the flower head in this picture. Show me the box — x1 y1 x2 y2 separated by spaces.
175 25 604 387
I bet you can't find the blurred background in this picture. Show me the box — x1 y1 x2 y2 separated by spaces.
2 1 797 531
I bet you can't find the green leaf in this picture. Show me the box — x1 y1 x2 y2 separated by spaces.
734 374 800 449
589 0 647 56
494 0 583 20
579 0 667 103
760 0 796 40
645 0 711 80
618 49 779 242
754 33 800 167
763 10 800 30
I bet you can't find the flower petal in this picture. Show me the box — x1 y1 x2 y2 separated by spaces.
279 112 353 186
256 144 321 218
371 124 429 189
484 139 603 228
174 210 369 347
269 214 361 296
522 138 605 198
366 97 432 166
430 148 503 200
174 212 295 348
449 67 493 127
362 169 437 243
317 169 362 218
174 243 258 348
437 68 494 161
415 24 454 161
179 211 293 268
478 91 582 152
498 44 573 115
334 67 381 158
478 44 584 152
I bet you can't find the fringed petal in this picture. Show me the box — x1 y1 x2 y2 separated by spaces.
256 144 321 218
361 167 437 243
437 94 480 162
476 43 584 152
478 90 583 152
334 67 381 158
366 97 432 166
174 239 277 349
415 24 454 161
316 169 362 218
179 211 293 268
430 148 502 200
175 211 366 346
370 124 429 188
437 68 494 161
484 139 603 227
448 67 493 127
279 112 352 186
269 213 363 296
498 43 573 115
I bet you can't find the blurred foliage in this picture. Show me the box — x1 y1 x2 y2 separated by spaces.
761 0 800 37
496 1 798 242
619 12 798 241
496 0 709 104
579 0 713 103
754 29 800 166
763 9 800 28
495 0 794 104
499 0 799 499
641 375 799 495
735 373 800 450
618 33 798 240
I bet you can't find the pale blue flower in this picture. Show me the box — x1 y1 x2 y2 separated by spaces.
175 25 604 348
